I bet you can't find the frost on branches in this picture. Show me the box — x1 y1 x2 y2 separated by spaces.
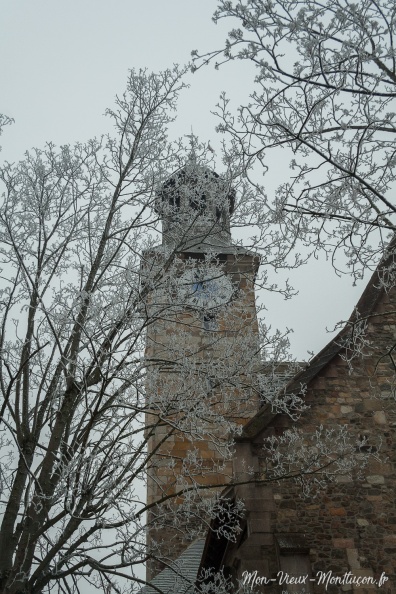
0 60 383 594
195 0 396 285
0 67 302 594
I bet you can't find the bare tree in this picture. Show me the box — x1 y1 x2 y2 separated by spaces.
0 61 377 594
195 0 396 281
0 65 303 594
0 66 189 594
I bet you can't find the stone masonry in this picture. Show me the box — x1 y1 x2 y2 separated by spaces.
143 161 263 581
201 256 396 593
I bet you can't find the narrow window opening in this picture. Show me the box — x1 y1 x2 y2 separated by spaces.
203 312 217 331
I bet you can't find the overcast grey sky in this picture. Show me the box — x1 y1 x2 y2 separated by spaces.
0 1 252 159
0 0 363 359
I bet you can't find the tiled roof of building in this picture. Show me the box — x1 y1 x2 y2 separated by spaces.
140 539 205 594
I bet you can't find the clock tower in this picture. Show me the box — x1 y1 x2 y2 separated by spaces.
143 158 260 579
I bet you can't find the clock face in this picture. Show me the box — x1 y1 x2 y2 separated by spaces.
178 267 233 309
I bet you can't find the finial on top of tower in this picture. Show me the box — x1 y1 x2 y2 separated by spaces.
184 129 198 164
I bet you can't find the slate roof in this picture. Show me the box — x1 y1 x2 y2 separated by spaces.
140 539 205 594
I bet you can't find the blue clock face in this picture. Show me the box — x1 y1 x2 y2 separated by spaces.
179 268 233 309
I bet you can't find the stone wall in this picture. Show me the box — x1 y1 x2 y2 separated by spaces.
145 252 261 580
221 280 396 593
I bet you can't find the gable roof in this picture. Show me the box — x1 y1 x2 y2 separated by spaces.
240 241 395 441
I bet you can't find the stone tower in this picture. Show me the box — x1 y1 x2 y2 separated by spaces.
143 159 261 579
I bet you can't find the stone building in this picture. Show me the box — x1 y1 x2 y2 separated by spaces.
143 162 396 593
199 247 396 593
143 159 261 581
